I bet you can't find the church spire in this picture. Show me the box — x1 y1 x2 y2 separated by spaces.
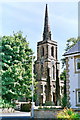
43 4 51 41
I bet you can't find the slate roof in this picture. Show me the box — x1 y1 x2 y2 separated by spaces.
64 40 80 56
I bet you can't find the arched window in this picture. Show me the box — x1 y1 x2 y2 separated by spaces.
51 46 54 57
41 64 43 76
56 47 57 59
53 65 55 79
42 47 44 56
47 68 50 77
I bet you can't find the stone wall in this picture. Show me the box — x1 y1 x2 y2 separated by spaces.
66 57 70 104
34 109 61 118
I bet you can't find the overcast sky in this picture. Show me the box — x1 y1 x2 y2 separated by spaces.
1 1 78 70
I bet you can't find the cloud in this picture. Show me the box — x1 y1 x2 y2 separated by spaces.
53 14 77 25
2 2 44 26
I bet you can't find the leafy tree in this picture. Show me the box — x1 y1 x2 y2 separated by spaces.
1 31 33 104
60 69 66 94
65 37 79 52
61 37 79 68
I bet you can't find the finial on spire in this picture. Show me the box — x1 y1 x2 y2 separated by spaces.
45 4 48 17
43 4 51 41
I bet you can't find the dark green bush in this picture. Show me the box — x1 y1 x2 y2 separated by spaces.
0 97 15 108
21 103 31 112
44 101 55 106
61 95 67 108
61 94 71 108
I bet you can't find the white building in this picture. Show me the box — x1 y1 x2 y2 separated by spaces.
64 40 80 108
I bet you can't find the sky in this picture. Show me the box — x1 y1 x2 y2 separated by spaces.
0 1 78 71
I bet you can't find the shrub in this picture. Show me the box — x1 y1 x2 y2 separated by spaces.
61 95 67 108
57 108 80 119
44 101 54 106
0 97 15 108
21 103 31 112
38 105 42 109
61 95 71 108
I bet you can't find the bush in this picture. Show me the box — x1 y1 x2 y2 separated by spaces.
44 101 54 106
61 95 67 108
21 103 31 112
61 95 71 108
0 98 15 108
57 108 80 119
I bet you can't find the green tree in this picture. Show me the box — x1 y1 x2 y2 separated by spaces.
60 69 66 94
1 31 33 104
65 37 79 52
61 37 79 68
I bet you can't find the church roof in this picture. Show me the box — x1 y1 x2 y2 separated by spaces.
43 4 51 41
64 40 80 56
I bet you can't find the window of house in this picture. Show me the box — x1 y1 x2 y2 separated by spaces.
76 89 80 105
78 91 80 103
77 58 80 70
75 57 80 72
51 46 54 57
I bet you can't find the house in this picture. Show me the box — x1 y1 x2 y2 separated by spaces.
64 40 80 108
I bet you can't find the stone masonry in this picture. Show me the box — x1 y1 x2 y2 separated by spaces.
35 4 60 106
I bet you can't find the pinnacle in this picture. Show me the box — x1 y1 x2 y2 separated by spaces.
43 4 51 41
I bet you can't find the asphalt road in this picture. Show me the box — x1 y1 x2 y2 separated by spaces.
0 111 32 120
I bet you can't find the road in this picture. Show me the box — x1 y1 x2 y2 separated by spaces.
0 111 33 120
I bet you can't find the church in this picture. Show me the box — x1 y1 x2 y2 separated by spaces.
35 4 60 106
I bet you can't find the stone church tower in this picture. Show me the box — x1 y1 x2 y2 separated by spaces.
35 4 60 106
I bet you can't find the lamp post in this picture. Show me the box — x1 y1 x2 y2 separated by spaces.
31 55 34 118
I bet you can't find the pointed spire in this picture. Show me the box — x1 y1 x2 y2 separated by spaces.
43 4 51 41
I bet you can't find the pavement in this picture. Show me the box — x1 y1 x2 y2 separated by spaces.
0 111 31 117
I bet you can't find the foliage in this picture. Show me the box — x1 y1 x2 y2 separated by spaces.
1 31 34 105
60 69 66 81
33 93 37 102
61 94 71 108
44 101 55 106
21 103 31 112
61 37 79 68
0 97 15 108
60 69 66 94
65 37 79 52
57 108 80 119
61 95 67 108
